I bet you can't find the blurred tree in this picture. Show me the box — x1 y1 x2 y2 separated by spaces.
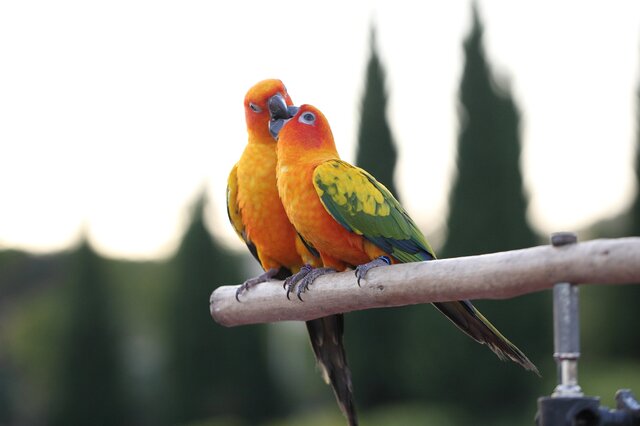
431 3 550 419
631 71 640 238
49 241 130 426
442 8 536 257
349 26 415 407
163 192 281 424
594 49 640 357
616 49 640 356
0 360 12 424
354 27 400 200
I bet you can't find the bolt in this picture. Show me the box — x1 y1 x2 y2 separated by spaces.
551 232 577 247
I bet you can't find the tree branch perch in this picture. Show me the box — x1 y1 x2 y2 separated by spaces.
210 237 640 327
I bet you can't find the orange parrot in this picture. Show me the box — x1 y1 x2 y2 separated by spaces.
269 99 539 375
227 80 358 425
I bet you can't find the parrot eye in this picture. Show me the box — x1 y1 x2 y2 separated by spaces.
249 102 262 113
299 112 316 125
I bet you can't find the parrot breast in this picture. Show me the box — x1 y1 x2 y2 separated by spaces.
236 142 303 270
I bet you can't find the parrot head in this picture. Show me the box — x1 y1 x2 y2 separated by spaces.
244 79 297 142
269 104 338 154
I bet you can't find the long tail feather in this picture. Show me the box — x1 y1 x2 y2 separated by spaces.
306 314 358 426
433 300 539 375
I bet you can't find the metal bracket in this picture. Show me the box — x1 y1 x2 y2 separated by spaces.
536 233 640 425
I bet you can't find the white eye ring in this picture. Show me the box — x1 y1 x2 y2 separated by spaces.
249 102 262 113
298 111 316 125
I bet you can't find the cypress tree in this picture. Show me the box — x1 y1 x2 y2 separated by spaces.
49 241 129 426
355 27 400 200
164 193 280 424
598 48 640 357
0 363 13 424
432 4 550 419
630 59 640 237
623 49 640 356
442 7 536 257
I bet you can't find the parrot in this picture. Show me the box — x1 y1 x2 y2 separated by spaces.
268 99 539 375
227 79 359 425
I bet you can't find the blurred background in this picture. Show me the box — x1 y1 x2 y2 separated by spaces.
1 0 640 425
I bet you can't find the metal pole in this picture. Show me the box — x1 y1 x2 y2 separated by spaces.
551 232 583 397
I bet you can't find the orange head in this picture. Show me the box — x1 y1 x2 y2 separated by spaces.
270 104 339 160
244 79 293 143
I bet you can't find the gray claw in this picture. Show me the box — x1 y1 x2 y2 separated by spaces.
354 256 391 286
283 264 312 300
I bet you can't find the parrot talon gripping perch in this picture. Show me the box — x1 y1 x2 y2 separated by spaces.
354 256 391 286
295 267 336 301
283 264 313 299
235 268 280 302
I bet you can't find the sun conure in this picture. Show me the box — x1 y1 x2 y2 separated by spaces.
269 100 539 375
227 80 359 425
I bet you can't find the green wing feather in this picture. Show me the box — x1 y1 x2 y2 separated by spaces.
312 159 435 263
312 159 539 374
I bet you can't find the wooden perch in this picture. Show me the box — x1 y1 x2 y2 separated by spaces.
210 237 640 327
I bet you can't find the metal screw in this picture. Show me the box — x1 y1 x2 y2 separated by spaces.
551 232 577 247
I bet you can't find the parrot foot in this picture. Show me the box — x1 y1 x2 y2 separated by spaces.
283 265 335 301
235 267 280 301
295 267 335 301
283 264 313 300
354 256 391 286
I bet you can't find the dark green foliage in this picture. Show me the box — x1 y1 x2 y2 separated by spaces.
355 27 400 200
593 50 640 358
163 193 281 424
632 71 640 235
49 241 130 426
347 306 414 406
0 361 13 424
615 56 640 356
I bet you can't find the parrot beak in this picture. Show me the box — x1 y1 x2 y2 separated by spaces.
268 93 299 140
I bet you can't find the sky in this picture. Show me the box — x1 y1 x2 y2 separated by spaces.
1 1 639 260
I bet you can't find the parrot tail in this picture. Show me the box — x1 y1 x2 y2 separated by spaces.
306 314 358 426
433 301 540 376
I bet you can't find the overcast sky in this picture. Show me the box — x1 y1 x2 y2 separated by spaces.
1 0 639 259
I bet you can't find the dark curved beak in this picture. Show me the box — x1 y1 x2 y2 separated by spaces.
268 93 299 140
